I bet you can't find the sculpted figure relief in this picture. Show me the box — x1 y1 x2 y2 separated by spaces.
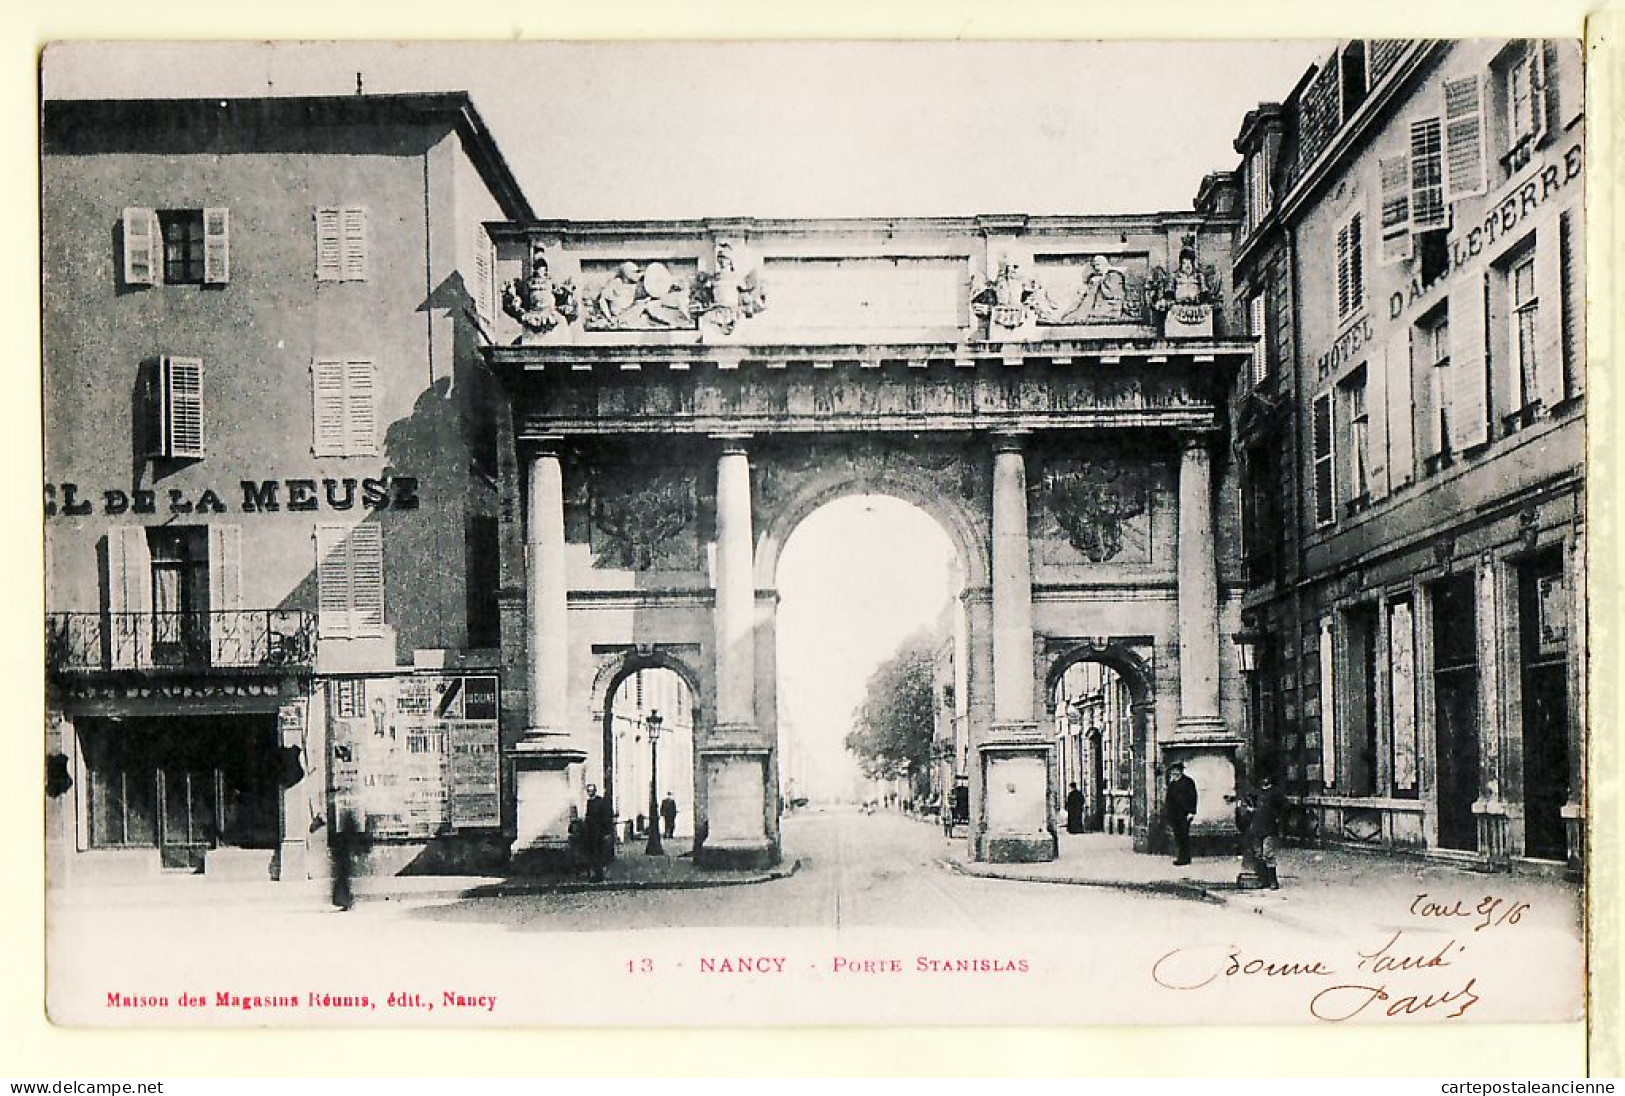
587 261 697 331
692 242 768 336
1035 254 1144 325
502 242 580 342
970 258 1039 333
1149 237 1219 337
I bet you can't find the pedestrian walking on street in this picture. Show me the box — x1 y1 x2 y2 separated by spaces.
1064 782 1086 834
660 792 678 839
583 784 613 882
1164 761 1198 866
1244 772 1284 889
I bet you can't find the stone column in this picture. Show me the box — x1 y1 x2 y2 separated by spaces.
697 435 773 869
1163 431 1240 854
978 432 1054 863
991 434 1036 725
513 440 585 862
1177 433 1222 731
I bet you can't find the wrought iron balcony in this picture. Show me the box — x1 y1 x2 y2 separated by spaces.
46 610 316 674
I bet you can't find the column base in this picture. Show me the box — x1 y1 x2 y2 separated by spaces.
1472 798 1513 871
512 740 587 852
975 731 1056 864
696 744 776 869
1160 734 1241 855
694 840 777 871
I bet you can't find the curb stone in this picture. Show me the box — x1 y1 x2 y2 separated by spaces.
939 857 1228 905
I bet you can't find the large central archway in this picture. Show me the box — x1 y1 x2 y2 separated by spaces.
772 488 962 856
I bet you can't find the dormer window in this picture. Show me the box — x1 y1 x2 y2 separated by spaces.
1340 41 1369 120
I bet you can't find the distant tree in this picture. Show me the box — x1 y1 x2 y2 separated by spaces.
846 631 939 791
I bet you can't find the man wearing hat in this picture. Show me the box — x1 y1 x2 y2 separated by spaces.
1164 761 1198 866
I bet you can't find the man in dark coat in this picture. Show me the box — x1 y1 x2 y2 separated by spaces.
1164 762 1198 866
660 792 678 839
583 783 613 882
1064 783 1086 834
1246 773 1284 889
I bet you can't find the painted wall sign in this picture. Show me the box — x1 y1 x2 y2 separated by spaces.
1385 140 1584 323
44 477 420 518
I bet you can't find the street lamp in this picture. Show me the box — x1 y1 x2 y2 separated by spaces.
645 710 664 856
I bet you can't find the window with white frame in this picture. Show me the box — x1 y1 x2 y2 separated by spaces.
311 358 378 457
1502 41 1548 165
315 207 368 281
1312 390 1336 527
123 207 229 287
1335 213 1365 322
1341 368 1370 506
316 524 384 639
1420 308 1451 457
1511 247 1539 410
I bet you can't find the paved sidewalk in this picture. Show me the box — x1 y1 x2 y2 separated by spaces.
49 836 798 909
948 831 1584 935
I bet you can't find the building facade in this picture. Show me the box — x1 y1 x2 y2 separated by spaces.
42 94 533 884
1230 39 1586 872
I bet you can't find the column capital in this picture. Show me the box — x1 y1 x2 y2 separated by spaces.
989 429 1029 455
1179 428 1220 453
532 434 567 459
711 432 753 456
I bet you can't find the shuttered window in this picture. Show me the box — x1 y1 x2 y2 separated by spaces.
1248 292 1268 389
1443 75 1488 201
1512 251 1539 410
1378 155 1412 265
1313 391 1335 527
1336 213 1365 322
1421 312 1451 457
1506 43 1548 153
1559 209 1581 398
311 358 377 456
316 206 368 281
316 524 385 639
1408 117 1447 232
153 356 205 460
1343 369 1371 504
122 207 159 286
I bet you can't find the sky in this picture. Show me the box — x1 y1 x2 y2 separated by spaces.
41 40 1332 219
777 496 958 800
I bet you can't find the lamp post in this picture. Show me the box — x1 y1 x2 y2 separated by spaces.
645 710 664 856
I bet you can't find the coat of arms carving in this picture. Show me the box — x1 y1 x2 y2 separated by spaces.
1041 458 1150 563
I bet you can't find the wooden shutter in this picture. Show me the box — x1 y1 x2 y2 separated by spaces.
122 207 158 286
340 207 368 281
1378 155 1412 264
344 359 377 453
1367 353 1389 501
349 524 384 637
316 525 353 637
1313 391 1335 526
316 524 384 639
312 359 347 456
208 525 243 664
1527 43 1549 147
1336 217 1364 320
202 207 230 283
1409 118 1447 231
315 208 343 280
106 526 152 669
1443 75 1488 202
1385 327 1415 488
158 356 205 459
472 225 494 321
1532 226 1566 410
1248 293 1267 388
1447 276 1490 449
1559 209 1582 397
1547 40 1582 132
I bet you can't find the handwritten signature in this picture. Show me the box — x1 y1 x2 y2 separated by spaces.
1149 892 1529 1022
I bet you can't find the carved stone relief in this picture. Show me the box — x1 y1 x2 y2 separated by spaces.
586 465 701 571
502 242 581 343
1037 456 1152 563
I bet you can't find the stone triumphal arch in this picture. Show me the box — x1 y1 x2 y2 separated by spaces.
484 202 1252 867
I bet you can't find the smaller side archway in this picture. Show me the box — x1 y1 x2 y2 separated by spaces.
589 649 706 841
1044 641 1157 849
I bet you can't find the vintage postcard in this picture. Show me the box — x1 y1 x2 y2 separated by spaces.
37 37 1591 1034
